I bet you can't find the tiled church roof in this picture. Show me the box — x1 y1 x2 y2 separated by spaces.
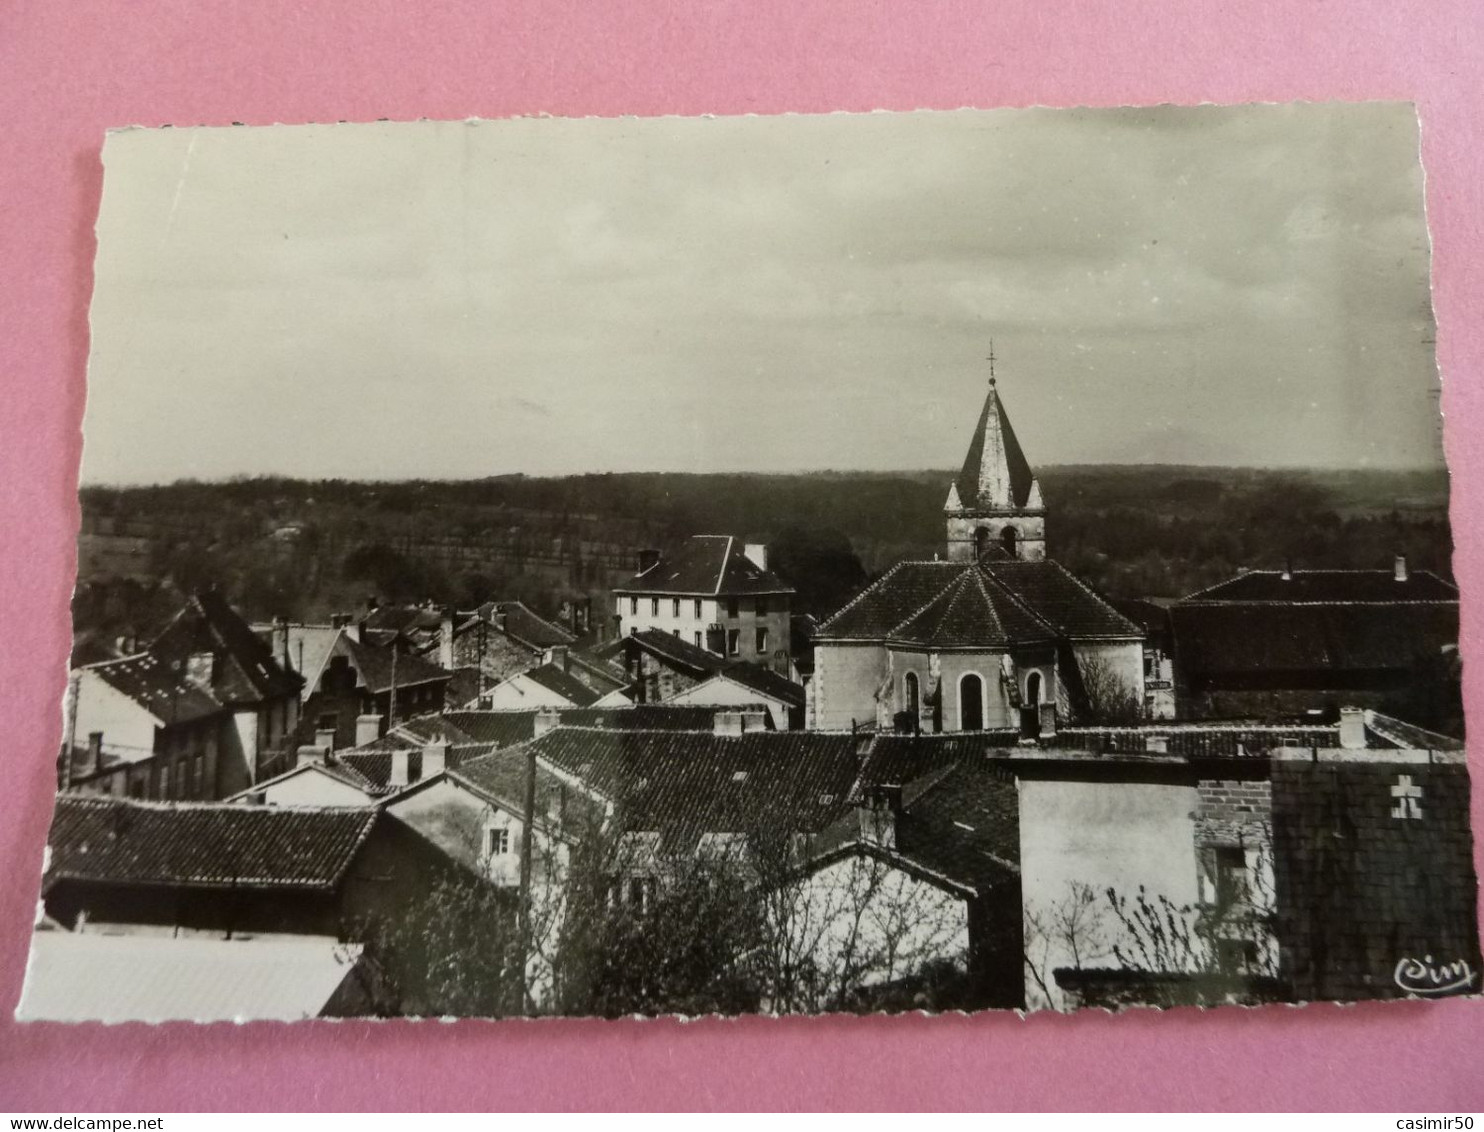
818 559 1140 644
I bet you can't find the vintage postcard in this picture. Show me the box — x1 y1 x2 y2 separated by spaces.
18 105 1475 1022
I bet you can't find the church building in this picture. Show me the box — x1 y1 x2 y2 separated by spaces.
809 370 1145 733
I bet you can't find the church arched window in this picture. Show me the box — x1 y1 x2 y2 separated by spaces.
904 671 920 715
1001 525 1019 558
1026 670 1042 705
974 527 990 560
959 672 984 731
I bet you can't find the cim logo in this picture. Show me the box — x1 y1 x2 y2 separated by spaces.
1393 955 1478 996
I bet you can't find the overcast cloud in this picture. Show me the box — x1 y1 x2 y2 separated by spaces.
81 104 1442 484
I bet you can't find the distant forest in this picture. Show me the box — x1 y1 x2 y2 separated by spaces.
74 465 1454 644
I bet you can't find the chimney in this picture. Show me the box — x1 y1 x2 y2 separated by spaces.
330 613 350 629
545 645 570 672
87 731 104 777
315 727 337 754
743 543 768 572
355 713 383 747
185 651 215 688
423 740 449 778
439 607 456 671
739 709 771 735
1339 706 1367 750
273 617 291 668
534 708 562 738
345 619 361 643
1038 701 1057 740
297 744 327 769
1281 559 1293 582
858 785 900 849
1394 555 1409 583
637 549 661 574
714 710 744 737
365 595 380 614
389 749 411 789
424 740 450 778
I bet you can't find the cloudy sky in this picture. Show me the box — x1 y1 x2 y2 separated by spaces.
82 104 1442 484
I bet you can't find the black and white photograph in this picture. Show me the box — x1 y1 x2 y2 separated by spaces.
20 103 1476 1022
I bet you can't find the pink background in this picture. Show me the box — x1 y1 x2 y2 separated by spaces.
2 0 1482 1112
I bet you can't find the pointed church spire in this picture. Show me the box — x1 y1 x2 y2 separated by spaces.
944 351 1047 562
954 361 1034 510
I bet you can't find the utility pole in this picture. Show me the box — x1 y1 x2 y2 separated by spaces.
387 641 398 728
516 743 537 1017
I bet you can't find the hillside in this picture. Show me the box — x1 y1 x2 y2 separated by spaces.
74 465 1454 641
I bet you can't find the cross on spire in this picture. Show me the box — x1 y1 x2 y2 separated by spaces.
986 341 997 386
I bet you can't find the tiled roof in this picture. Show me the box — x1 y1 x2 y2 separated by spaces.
862 732 1021 788
625 628 727 675
46 795 377 891
151 591 302 705
1182 569 1458 604
449 749 609 830
889 567 1056 649
954 382 1037 511
713 664 807 709
615 535 794 596
982 560 1141 639
440 710 542 746
895 760 1021 893
336 747 497 789
488 601 577 650
252 623 342 700
556 705 733 731
82 653 225 726
342 637 450 693
1170 602 1458 675
520 728 865 848
818 560 1139 643
521 663 605 707
621 630 804 705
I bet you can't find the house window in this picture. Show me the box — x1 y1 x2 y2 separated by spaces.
672 598 681 617
693 631 702 647
317 712 338 731
629 597 638 615
727 597 739 619
192 754 205 798
756 596 768 617
755 628 769 654
674 629 682 639
650 598 659 616
1213 846 1249 907
484 827 511 858
693 599 703 619
727 629 741 657
628 876 653 914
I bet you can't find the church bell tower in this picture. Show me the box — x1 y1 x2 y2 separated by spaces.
945 353 1046 561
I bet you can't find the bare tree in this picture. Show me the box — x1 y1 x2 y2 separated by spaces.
1073 650 1144 724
